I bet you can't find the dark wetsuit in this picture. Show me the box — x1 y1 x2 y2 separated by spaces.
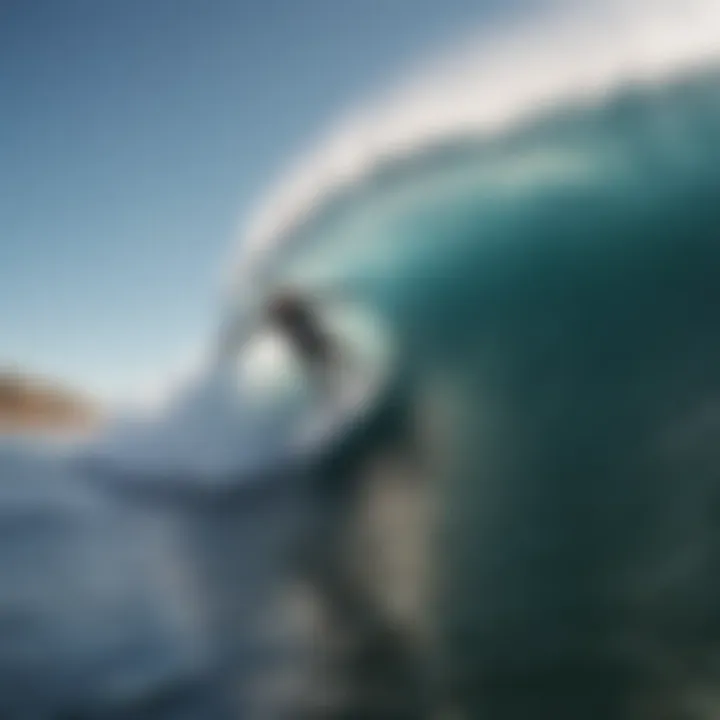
267 294 333 367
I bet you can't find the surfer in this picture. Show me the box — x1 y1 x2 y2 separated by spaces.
266 290 341 393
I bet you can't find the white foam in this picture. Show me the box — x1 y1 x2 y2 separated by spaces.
90 301 392 481
230 0 720 293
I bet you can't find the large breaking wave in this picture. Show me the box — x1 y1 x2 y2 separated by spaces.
229 1 720 714
2 2 720 717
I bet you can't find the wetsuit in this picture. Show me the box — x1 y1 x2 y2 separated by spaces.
267 294 334 368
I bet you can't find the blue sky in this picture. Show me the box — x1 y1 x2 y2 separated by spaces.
1 0 516 402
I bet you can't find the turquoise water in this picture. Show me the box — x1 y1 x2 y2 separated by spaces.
255 67 720 715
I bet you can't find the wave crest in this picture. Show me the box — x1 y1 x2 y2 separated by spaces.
231 0 720 294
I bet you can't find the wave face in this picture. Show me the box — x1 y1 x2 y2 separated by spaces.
235 4 720 715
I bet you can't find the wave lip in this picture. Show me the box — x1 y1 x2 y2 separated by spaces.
232 0 720 292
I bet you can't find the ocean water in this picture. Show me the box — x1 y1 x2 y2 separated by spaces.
238 51 720 717
3 3 720 718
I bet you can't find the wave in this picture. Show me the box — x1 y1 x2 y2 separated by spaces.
220 3 720 711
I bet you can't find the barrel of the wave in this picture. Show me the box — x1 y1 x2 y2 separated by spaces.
260 69 720 718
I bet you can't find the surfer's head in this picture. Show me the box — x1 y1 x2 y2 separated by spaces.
268 291 311 328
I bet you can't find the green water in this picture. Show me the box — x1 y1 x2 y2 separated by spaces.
263 69 720 717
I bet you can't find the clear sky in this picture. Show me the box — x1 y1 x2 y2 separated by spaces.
1 0 517 403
